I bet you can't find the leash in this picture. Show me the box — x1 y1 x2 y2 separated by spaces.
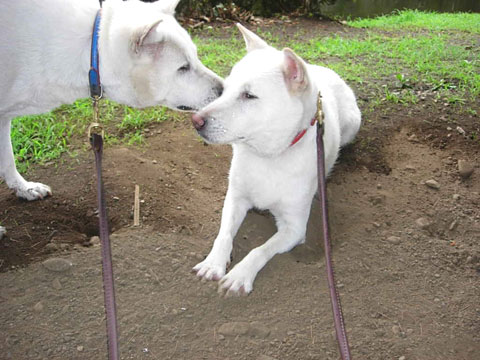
88 5 120 360
315 93 352 360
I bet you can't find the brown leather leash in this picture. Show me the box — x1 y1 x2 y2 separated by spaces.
315 93 352 360
90 132 120 360
88 2 120 359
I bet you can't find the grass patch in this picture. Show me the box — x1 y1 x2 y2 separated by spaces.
12 100 172 173
349 9 480 34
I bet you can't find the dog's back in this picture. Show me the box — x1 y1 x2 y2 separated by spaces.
0 0 97 116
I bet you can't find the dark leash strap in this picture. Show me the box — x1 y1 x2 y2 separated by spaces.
315 94 352 360
88 5 120 360
91 134 120 360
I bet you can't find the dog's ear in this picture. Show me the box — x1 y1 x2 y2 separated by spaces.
158 0 181 15
236 23 268 53
133 19 164 55
282 48 309 93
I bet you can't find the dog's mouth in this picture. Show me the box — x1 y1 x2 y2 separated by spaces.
177 105 197 112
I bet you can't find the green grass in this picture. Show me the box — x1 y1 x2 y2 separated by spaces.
11 10 480 172
12 100 173 173
349 9 480 34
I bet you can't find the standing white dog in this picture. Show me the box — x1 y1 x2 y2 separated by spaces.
0 0 222 201
192 24 361 296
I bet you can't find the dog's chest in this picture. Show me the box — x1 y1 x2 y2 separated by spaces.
230 146 317 210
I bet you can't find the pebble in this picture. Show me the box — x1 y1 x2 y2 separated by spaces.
387 236 401 245
452 194 460 201
42 258 73 272
45 243 58 252
52 278 62 290
33 301 44 312
76 346 84 352
425 179 440 189
399 356 406 360
90 236 100 245
458 160 474 179
218 322 250 336
248 321 271 339
0 226 6 240
415 217 432 230
456 126 466 136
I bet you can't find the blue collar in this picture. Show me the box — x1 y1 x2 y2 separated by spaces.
89 10 103 99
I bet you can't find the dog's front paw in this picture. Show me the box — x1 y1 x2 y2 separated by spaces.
192 258 227 281
15 182 52 201
218 267 254 297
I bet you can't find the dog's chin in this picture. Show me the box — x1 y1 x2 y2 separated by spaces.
196 130 240 145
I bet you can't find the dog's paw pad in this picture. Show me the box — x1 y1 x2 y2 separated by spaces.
192 260 226 281
15 182 52 201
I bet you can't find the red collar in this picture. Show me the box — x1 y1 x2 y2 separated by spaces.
290 116 317 147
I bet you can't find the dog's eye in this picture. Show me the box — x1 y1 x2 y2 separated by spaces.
178 63 190 72
242 91 258 100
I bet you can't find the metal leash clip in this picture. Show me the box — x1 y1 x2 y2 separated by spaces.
317 92 325 127
88 96 104 139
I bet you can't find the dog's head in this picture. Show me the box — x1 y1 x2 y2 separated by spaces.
100 0 223 111
191 24 316 156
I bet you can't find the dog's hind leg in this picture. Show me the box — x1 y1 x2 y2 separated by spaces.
0 118 51 200
193 191 250 281
218 208 309 296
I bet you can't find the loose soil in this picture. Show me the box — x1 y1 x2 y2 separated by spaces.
1 19 479 360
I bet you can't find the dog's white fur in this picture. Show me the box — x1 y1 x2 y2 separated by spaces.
192 24 361 296
0 0 222 201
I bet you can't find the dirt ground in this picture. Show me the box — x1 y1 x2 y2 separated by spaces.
1 19 479 360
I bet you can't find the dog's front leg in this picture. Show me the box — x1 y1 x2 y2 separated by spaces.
193 191 250 281
219 211 308 296
0 119 51 200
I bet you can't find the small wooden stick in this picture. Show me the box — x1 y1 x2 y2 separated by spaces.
134 185 140 226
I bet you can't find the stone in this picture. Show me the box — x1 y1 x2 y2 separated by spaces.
33 301 44 312
387 236 401 245
52 278 62 290
45 243 58 252
90 236 100 245
218 322 250 336
415 217 432 230
248 321 271 339
76 346 84 352
425 179 440 189
42 258 73 272
0 226 6 240
458 160 474 179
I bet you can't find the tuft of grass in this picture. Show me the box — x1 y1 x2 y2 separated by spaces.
11 113 76 173
349 9 480 34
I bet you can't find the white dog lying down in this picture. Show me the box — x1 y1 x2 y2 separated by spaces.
192 24 361 296
0 0 222 201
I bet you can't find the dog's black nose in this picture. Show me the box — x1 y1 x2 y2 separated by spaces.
192 113 206 130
